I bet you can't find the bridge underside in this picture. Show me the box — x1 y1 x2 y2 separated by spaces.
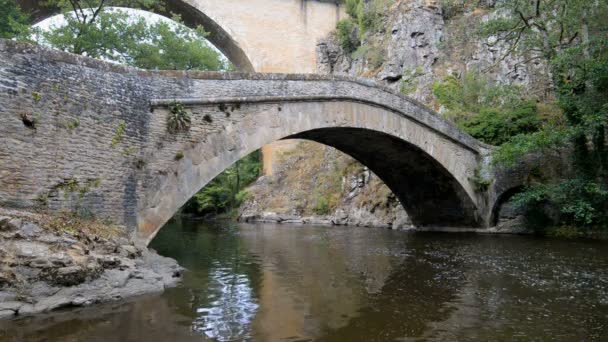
290 128 480 227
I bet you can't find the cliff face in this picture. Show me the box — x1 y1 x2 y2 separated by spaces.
239 141 411 228
239 0 549 228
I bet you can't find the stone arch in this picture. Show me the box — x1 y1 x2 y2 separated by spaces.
17 0 255 71
489 186 525 226
138 99 484 243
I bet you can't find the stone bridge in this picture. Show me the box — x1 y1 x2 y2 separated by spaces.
0 40 519 244
19 0 346 73
20 0 349 175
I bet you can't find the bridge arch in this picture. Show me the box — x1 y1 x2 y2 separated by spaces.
139 97 485 243
20 0 255 71
18 0 345 73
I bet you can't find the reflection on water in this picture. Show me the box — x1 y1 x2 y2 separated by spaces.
194 266 258 341
1 219 608 341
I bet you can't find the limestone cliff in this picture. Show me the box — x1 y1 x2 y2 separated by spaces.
240 0 549 228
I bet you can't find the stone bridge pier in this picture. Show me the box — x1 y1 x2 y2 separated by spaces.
0 40 517 244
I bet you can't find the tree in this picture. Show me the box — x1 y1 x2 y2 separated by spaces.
183 151 262 217
0 0 29 38
481 0 608 232
36 0 228 70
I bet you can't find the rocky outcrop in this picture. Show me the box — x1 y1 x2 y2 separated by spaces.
0 208 183 320
239 141 413 229
317 0 551 103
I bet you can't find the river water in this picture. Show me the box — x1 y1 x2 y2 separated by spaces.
2 219 608 341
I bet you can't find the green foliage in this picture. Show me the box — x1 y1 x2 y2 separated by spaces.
174 151 184 161
469 166 492 191
312 194 331 215
439 0 467 20
62 117 80 130
121 146 138 156
55 177 101 199
111 120 126 148
336 19 359 53
345 0 360 19
480 1 608 233
34 3 228 71
478 0 608 61
166 101 191 133
400 66 424 94
492 127 567 166
352 45 384 68
336 0 392 53
513 179 608 228
0 0 29 39
31 92 42 102
433 72 542 145
460 102 541 146
183 151 262 216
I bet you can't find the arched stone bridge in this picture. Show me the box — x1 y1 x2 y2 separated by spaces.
18 0 346 73
0 40 512 244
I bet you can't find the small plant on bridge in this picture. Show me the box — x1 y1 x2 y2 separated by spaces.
167 101 192 133
111 120 126 147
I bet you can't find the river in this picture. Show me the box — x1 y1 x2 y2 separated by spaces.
1 219 607 341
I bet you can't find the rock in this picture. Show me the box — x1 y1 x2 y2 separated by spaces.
496 215 530 234
0 216 11 231
0 301 23 312
17 222 42 238
48 252 73 267
0 218 21 232
94 254 121 269
0 292 17 302
12 241 50 259
0 310 15 319
43 266 88 286
0 212 181 321
17 304 35 316
118 245 140 259
102 269 131 288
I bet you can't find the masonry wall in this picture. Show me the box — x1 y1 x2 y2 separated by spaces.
0 40 486 240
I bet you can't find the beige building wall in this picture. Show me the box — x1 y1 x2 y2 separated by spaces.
185 0 345 73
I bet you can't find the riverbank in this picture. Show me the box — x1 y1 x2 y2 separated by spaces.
0 208 183 320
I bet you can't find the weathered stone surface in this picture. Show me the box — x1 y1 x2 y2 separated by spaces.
17 222 42 238
12 241 50 259
0 39 503 245
0 210 184 320
0 310 15 319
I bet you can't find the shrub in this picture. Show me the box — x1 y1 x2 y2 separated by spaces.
312 194 331 215
352 45 384 68
336 19 359 53
440 0 467 20
167 101 191 133
512 178 608 231
400 66 424 94
111 120 126 147
433 72 542 145
459 101 541 145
